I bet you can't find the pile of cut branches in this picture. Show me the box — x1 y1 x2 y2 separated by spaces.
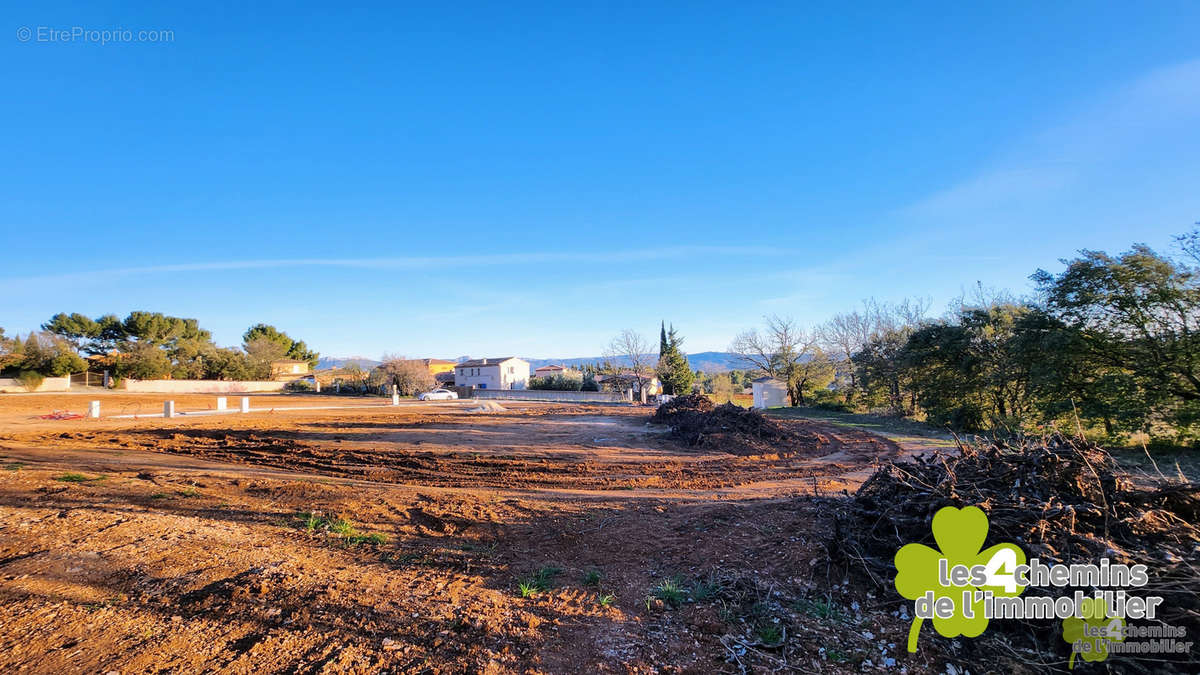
651 396 816 456
650 394 714 425
832 434 1200 671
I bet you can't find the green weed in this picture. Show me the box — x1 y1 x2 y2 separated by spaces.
582 569 602 586
55 472 103 483
755 622 783 646
794 597 844 622
826 648 849 662
652 576 685 607
690 578 722 602
294 511 386 547
598 593 616 607
517 566 562 597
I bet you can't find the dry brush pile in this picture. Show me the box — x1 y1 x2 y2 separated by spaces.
832 434 1200 671
651 395 817 456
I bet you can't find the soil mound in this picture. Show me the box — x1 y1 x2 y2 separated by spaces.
652 397 812 456
467 401 508 413
833 435 1200 670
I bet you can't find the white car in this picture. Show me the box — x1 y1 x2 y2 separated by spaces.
417 388 459 401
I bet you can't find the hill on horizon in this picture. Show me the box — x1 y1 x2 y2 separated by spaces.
521 352 748 373
318 352 747 373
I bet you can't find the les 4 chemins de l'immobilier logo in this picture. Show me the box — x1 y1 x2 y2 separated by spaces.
894 506 1190 668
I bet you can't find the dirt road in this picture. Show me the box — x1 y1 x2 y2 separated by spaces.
0 396 932 673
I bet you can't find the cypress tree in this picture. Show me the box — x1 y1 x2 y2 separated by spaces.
656 323 695 395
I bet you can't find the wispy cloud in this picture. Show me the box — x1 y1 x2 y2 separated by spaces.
0 245 795 288
902 58 1200 220
904 165 1078 218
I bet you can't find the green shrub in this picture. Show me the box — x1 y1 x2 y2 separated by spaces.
15 370 44 392
286 379 314 392
808 388 853 412
528 374 583 391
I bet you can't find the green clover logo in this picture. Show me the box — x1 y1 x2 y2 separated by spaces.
894 505 1026 652
1062 598 1124 669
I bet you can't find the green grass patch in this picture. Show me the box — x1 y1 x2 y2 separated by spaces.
4 462 25 471
345 532 388 546
1110 446 1200 483
516 566 562 597
652 576 686 607
293 511 387 547
794 596 845 622
768 406 956 444
55 472 104 483
755 622 784 646
690 578 723 602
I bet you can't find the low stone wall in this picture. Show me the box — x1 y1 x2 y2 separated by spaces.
0 376 72 393
471 389 628 403
121 379 288 393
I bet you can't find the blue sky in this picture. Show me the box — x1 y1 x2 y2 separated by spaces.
3 2 1198 359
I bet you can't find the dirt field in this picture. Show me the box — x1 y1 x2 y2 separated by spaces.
0 393 932 673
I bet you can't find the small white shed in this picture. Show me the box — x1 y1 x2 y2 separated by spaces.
751 377 788 409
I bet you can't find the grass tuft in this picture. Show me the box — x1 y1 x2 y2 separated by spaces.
55 472 103 483
516 565 561 597
755 622 783 646
652 576 686 607
294 511 386 547
794 596 844 622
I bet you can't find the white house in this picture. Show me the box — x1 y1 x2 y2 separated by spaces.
751 376 788 409
454 357 530 390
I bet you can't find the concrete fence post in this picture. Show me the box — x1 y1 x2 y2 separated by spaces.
314 380 321 393
392 392 400 405
216 396 227 411
164 401 176 418
88 400 100 418
66 372 71 388
240 396 250 413
103 370 111 388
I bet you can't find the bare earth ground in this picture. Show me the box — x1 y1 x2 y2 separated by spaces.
0 393 938 674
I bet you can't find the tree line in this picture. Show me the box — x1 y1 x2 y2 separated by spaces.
730 226 1200 443
0 311 317 383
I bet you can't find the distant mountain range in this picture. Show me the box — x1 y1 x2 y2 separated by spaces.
315 356 381 370
318 352 746 373
522 352 746 373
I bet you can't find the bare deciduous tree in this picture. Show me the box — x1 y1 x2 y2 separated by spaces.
819 307 875 402
729 315 818 405
604 329 653 403
376 354 436 396
866 297 931 335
